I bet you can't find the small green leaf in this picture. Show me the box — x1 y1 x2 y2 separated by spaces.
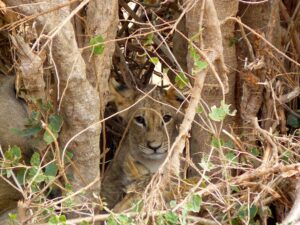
43 127 58 145
117 214 132 224
58 215 67 223
224 140 234 149
231 185 240 193
48 215 59 224
30 152 40 166
8 213 17 221
27 110 41 125
250 148 261 157
133 200 143 212
150 57 159 65
287 112 300 128
199 155 215 171
175 72 189 89
196 106 203 114
225 151 238 164
156 215 165 225
106 216 118 225
80 221 89 225
189 45 208 71
49 114 63 133
231 218 240 225
169 200 177 208
11 124 42 137
35 99 53 111
209 100 236 122
45 162 58 177
211 137 224 148
186 194 202 212
64 150 74 163
249 205 258 219
6 169 13 178
194 59 208 70
90 35 105 55
164 211 178 224
5 146 22 163
16 168 26 185
238 205 258 220
65 183 73 192
144 33 154 46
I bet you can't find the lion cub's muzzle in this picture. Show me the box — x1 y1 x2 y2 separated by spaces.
138 142 168 159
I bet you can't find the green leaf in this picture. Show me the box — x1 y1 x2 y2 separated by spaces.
211 137 223 148
149 57 159 65
106 216 118 225
144 33 154 46
231 218 240 225
196 106 203 114
80 221 89 225
287 112 300 128
30 152 40 166
90 35 105 55
5 146 22 163
133 200 143 212
194 59 208 70
45 162 58 177
27 110 41 125
156 215 166 225
48 215 59 224
175 72 189 89
164 211 178 224
43 127 58 145
230 185 240 193
169 200 177 208
16 168 26 185
58 215 67 223
49 114 63 133
117 214 132 224
249 205 258 219
209 100 236 122
224 140 234 149
48 215 66 225
189 45 208 71
64 150 74 163
8 213 17 221
65 183 73 192
225 151 238 164
6 169 13 178
11 123 42 137
250 148 261 157
199 156 215 172
186 194 202 212
238 205 258 220
35 99 53 111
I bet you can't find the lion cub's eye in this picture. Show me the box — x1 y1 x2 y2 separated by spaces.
134 116 146 126
162 115 172 123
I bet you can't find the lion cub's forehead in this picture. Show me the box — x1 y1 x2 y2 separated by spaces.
135 89 170 110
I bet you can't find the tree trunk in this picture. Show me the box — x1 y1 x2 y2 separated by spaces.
189 0 239 177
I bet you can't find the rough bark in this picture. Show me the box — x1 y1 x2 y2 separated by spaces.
4 0 101 204
189 0 239 176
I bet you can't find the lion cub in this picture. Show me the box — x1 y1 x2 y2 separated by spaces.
101 81 183 209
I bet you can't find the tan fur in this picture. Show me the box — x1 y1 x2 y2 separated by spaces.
101 83 183 209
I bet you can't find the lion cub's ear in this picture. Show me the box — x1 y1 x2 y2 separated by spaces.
109 78 137 114
165 87 186 109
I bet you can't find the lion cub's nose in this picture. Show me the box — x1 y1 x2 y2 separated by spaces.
147 142 162 152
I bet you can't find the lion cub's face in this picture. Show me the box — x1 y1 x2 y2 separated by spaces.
112 83 183 163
